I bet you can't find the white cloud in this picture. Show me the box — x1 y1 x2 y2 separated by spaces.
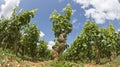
118 29 120 31
48 41 55 50
73 22 81 29
115 29 120 33
40 31 45 37
58 0 64 3
0 0 4 4
72 9 76 15
73 0 120 24
71 18 82 29
72 18 78 24
0 0 20 18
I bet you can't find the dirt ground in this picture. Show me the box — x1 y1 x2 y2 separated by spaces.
0 60 120 67
0 60 50 67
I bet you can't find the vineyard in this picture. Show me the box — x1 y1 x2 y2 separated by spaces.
0 4 120 67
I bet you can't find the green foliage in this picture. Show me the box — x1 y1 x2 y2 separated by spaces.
64 21 119 64
0 7 51 60
116 32 120 55
21 23 40 58
36 40 51 60
0 4 120 66
50 4 72 38
50 61 79 67
50 4 73 60
0 7 37 52
0 48 21 64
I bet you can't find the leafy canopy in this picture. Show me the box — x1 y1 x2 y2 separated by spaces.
50 4 72 38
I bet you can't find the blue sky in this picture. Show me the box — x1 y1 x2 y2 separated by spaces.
0 0 120 48
19 0 86 44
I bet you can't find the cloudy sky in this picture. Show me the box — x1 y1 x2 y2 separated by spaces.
0 0 120 49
